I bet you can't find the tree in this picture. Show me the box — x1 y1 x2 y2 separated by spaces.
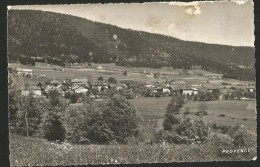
108 77 117 84
119 89 136 99
98 76 104 81
8 73 21 134
166 94 184 114
123 70 127 75
40 110 66 142
70 93 79 103
235 89 243 100
64 94 141 144
212 89 220 100
176 118 209 144
102 94 141 143
163 113 181 131
49 90 61 107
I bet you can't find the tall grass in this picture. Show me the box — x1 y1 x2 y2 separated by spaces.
10 134 256 166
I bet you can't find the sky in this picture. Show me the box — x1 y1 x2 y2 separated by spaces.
9 0 254 47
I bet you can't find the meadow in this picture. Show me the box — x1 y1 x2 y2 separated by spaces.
9 63 254 85
9 134 256 166
180 100 257 133
130 97 256 134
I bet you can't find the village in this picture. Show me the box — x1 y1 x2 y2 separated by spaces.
8 62 256 104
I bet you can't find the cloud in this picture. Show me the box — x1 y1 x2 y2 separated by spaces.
185 5 201 15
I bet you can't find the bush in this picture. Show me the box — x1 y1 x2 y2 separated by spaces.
175 118 209 144
163 114 181 131
70 93 80 103
228 124 256 147
119 89 136 99
220 125 232 134
219 114 226 117
154 130 177 144
210 133 233 147
195 110 208 116
166 94 184 114
108 77 117 84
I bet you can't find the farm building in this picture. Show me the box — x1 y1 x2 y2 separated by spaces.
21 86 41 97
96 65 103 70
71 78 88 87
75 87 88 94
180 88 198 95
15 68 33 77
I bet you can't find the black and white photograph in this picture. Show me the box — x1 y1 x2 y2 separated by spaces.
7 0 256 166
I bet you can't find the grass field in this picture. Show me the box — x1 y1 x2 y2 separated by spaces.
9 134 256 166
130 97 256 134
180 100 257 133
130 96 172 120
9 63 255 89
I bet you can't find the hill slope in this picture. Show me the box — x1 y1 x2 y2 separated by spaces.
8 10 255 80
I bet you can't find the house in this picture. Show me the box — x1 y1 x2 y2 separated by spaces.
246 88 255 92
21 90 30 96
162 88 171 94
71 63 81 69
96 65 103 70
31 87 42 96
15 68 32 77
21 86 41 97
145 84 155 88
72 85 80 91
146 74 154 78
192 88 199 95
181 89 193 95
180 88 198 95
91 80 107 91
115 83 127 90
186 71 194 75
75 87 88 94
71 78 88 87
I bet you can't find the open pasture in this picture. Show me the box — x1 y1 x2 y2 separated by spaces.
130 96 172 120
129 97 256 134
180 100 257 133
9 63 253 87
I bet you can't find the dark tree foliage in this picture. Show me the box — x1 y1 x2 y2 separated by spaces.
108 77 117 84
64 94 141 144
40 111 66 142
49 90 61 107
166 94 185 114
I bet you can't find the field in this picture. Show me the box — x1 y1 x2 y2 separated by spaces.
180 100 257 133
130 97 256 134
9 134 256 166
8 63 255 86
130 96 172 120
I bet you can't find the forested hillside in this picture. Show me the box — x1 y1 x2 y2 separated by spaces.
8 10 255 80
